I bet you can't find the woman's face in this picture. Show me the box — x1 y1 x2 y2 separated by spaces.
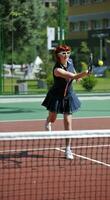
57 51 71 64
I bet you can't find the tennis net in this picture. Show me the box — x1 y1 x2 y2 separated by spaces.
0 130 110 200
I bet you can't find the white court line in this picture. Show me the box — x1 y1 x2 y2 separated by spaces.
0 116 110 123
0 147 110 167
73 153 110 167
0 98 43 103
55 144 110 150
0 144 109 153
71 144 110 149
56 148 110 167
0 147 56 154
0 96 110 103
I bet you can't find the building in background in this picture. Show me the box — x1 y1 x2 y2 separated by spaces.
43 0 110 39
68 0 110 40
68 0 110 64
42 0 110 64
42 0 110 42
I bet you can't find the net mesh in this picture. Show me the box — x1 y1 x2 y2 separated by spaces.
0 130 110 200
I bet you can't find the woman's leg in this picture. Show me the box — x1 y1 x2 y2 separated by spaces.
63 114 73 159
45 111 57 131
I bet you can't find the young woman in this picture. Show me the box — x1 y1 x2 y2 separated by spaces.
42 44 90 159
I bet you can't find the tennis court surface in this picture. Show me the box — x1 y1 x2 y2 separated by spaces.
0 94 110 199
0 130 110 200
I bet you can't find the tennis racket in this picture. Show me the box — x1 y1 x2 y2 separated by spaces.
64 53 94 98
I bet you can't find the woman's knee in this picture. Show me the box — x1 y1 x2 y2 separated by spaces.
48 112 57 123
64 114 72 130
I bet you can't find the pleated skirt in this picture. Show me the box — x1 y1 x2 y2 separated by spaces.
42 89 81 114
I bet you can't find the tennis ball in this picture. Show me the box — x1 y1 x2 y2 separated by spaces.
98 60 103 66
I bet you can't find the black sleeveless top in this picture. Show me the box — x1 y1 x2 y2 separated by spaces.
42 59 81 114
51 59 76 97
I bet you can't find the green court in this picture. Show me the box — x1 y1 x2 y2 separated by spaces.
0 94 110 121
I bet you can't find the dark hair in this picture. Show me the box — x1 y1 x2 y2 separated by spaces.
55 44 71 54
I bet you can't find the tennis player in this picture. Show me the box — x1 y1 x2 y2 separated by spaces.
42 44 90 159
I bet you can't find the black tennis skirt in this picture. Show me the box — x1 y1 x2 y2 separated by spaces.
42 89 81 114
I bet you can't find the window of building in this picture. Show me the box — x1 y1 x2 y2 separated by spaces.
44 2 57 7
80 21 88 31
108 19 110 28
93 0 104 3
92 20 103 30
103 19 110 29
69 0 80 5
80 0 91 5
70 22 80 31
45 2 49 7
69 0 104 6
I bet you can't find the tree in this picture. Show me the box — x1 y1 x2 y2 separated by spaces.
0 0 57 66
75 41 90 72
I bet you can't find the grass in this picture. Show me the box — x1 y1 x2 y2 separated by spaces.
2 77 110 95
2 78 47 94
73 77 110 93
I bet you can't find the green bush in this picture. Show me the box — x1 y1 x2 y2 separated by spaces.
104 69 110 78
81 75 97 91
80 61 88 71
46 74 53 89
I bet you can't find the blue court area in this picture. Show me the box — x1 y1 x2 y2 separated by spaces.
0 94 110 121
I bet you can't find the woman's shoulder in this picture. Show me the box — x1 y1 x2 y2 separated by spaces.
53 62 62 70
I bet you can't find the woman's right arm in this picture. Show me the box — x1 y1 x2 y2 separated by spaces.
54 68 89 80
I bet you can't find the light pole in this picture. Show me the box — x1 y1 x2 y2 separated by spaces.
97 33 108 60
58 0 65 45
0 20 4 94
92 33 109 61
